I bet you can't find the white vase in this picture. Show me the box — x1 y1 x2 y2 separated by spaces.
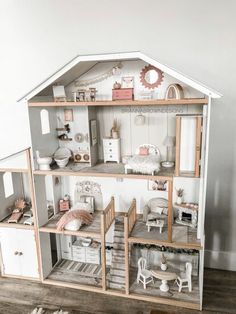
161 263 167 271
176 196 183 205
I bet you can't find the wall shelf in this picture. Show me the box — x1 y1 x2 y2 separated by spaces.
28 98 208 107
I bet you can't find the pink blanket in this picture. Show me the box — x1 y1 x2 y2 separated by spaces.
56 210 93 231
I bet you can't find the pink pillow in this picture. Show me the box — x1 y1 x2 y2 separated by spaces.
139 147 149 155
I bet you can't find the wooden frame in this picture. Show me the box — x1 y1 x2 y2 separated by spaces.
28 98 208 107
175 115 203 178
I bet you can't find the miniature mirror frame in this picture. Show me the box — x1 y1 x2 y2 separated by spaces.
140 64 164 89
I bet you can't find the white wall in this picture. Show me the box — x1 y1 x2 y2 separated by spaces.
0 0 235 270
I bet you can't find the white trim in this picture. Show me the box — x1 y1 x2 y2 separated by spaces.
18 51 222 102
205 249 236 271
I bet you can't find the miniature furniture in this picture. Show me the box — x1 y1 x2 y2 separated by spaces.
146 219 164 233
103 138 121 163
125 144 161 175
136 257 154 289
59 235 74 260
72 240 101 264
0 228 39 278
175 262 192 292
143 197 168 222
151 270 177 292
175 203 198 228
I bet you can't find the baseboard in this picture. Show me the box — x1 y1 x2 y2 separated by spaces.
205 249 236 271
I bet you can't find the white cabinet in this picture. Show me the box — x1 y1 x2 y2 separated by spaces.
103 138 121 163
72 240 101 264
60 235 75 260
0 228 39 278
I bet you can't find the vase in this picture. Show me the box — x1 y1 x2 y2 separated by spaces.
112 131 119 139
176 196 183 205
161 263 167 271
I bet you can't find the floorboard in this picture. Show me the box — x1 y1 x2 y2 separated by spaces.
0 268 235 313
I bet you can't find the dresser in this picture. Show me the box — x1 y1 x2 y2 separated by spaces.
103 138 121 163
72 240 101 264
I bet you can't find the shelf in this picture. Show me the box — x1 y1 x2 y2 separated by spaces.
128 237 202 250
42 278 200 310
0 213 35 230
0 222 34 230
33 161 174 181
28 98 208 107
0 168 29 173
39 211 102 239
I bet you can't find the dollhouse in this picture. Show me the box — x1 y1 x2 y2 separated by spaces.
0 52 221 310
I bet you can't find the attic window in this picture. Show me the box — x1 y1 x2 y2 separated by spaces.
40 109 50 134
3 172 14 198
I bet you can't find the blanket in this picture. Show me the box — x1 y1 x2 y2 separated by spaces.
56 209 93 231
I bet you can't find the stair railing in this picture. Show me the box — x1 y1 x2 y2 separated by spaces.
124 198 136 295
101 196 115 291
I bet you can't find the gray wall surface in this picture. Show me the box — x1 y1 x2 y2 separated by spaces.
0 0 235 269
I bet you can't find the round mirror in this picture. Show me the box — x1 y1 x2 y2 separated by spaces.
140 65 164 89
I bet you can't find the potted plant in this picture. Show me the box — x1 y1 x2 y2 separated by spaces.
176 188 184 205
161 253 167 271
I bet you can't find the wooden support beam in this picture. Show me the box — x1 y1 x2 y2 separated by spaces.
195 116 203 177
26 148 43 281
175 116 181 176
124 215 129 295
168 180 173 243
100 212 106 291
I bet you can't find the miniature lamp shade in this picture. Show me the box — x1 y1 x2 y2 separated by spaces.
135 114 145 125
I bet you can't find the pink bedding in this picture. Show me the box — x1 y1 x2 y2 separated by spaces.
56 209 93 231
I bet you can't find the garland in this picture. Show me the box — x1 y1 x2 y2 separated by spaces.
132 243 198 255
74 62 123 87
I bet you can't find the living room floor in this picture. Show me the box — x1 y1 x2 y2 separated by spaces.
0 268 235 314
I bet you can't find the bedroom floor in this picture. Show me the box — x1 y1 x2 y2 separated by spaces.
47 161 174 177
0 268 235 314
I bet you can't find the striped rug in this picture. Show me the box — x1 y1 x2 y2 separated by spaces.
56 259 102 278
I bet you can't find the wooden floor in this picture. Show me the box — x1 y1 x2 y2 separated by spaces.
0 268 235 313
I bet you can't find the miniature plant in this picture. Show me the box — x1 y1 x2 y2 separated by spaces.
161 253 167 264
110 118 120 137
15 198 26 211
176 188 184 197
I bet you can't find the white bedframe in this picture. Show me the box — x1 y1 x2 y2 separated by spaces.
124 144 161 176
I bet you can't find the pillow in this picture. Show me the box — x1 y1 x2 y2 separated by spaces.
80 195 95 212
64 219 82 231
72 201 92 213
162 208 168 216
139 147 149 156
148 198 168 209
151 206 164 215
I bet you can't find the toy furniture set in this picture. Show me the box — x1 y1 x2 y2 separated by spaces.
0 52 221 310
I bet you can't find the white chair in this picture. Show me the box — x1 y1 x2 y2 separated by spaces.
136 257 154 289
176 262 192 292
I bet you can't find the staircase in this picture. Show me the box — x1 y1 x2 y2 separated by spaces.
109 217 126 290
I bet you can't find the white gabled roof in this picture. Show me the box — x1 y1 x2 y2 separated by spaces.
18 51 222 102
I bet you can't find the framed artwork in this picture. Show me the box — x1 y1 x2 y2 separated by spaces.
148 180 168 191
64 109 74 121
90 120 97 146
121 76 134 88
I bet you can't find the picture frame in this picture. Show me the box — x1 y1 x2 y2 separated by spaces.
148 180 168 191
121 76 134 88
90 119 97 146
64 109 74 121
